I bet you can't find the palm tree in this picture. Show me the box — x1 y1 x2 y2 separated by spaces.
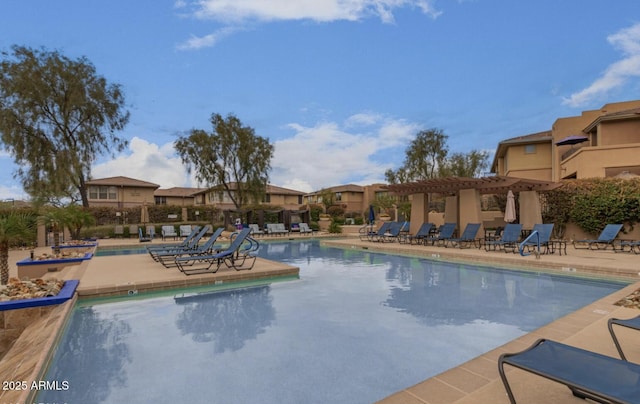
62 204 96 240
0 212 36 285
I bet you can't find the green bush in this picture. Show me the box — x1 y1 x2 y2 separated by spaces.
328 219 342 234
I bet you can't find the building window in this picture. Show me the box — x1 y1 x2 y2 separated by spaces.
155 196 167 205
88 186 117 200
335 192 342 201
263 194 271 203
298 195 303 204
524 145 536 154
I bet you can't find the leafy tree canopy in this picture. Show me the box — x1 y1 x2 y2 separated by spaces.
0 45 130 206
175 113 274 209
385 128 489 183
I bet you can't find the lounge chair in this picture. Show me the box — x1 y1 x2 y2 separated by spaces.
444 223 481 248
374 221 406 243
399 223 434 245
424 223 456 246
248 224 264 236
175 228 258 274
138 228 152 243
359 221 389 241
161 225 178 240
114 225 124 238
574 223 623 250
155 227 225 268
299 222 315 235
129 225 138 238
364 221 392 242
608 315 640 361
498 338 640 404
147 226 204 255
519 223 554 256
615 239 640 254
484 223 522 252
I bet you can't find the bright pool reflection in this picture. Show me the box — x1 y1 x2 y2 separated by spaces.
40 240 625 404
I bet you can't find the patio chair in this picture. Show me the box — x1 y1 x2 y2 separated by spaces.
161 225 178 241
155 227 225 268
179 225 193 238
444 223 481 248
424 223 456 246
498 338 640 404
114 225 124 238
399 222 434 245
129 225 138 238
138 228 152 243
248 224 264 236
519 223 554 255
266 223 289 236
175 228 258 274
608 315 640 361
574 223 623 250
484 223 522 252
299 222 315 235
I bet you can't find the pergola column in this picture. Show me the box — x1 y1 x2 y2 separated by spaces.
518 190 542 230
458 188 484 235
409 193 428 234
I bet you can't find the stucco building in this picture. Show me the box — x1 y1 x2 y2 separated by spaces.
85 176 159 208
492 100 640 181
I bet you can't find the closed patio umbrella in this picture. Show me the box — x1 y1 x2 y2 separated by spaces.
504 190 516 223
141 201 149 224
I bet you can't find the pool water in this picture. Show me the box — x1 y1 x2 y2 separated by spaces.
39 240 625 403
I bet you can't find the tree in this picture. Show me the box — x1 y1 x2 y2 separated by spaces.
385 128 448 184
175 113 274 209
441 150 490 177
0 212 36 285
0 45 130 206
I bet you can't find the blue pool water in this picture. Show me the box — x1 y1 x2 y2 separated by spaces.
40 240 625 403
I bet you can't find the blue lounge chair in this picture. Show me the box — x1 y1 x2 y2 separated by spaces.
484 223 522 252
375 221 407 242
175 228 257 274
444 223 481 248
519 223 554 255
615 239 640 254
499 338 640 404
153 227 224 267
424 223 456 246
608 315 640 361
363 221 392 242
138 228 152 243
399 223 434 244
574 223 623 250
147 226 206 258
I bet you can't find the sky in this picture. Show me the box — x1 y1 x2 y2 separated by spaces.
1 0 640 200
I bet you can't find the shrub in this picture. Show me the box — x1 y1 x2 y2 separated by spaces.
328 219 342 234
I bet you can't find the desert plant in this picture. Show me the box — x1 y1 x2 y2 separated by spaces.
0 212 36 284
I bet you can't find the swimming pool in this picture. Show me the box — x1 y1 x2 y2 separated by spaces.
39 240 626 403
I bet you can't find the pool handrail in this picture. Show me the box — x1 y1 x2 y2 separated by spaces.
519 230 540 258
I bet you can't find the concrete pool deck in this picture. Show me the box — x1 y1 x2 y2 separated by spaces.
2 233 640 404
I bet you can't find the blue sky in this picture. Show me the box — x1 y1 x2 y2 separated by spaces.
1 0 640 199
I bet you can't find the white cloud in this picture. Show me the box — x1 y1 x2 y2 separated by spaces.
177 26 241 50
563 22 640 107
270 114 419 192
178 0 441 50
190 0 441 23
91 137 194 189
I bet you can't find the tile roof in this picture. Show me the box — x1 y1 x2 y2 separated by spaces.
154 187 205 197
85 176 160 188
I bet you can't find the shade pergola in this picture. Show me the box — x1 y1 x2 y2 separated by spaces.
385 176 562 235
385 175 561 196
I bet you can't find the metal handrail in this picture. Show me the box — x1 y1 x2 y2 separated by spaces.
519 230 540 258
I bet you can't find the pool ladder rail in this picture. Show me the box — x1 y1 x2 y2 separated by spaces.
519 230 541 259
